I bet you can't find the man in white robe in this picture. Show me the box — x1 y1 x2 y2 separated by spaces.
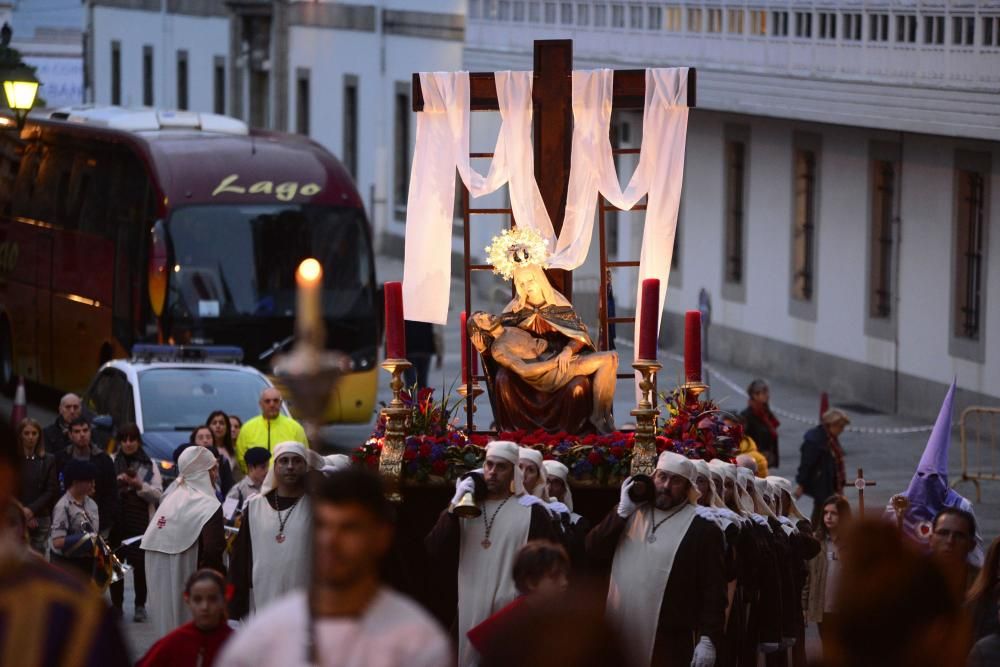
425 441 558 667
142 446 226 638
218 468 451 667
587 451 726 667
228 441 323 619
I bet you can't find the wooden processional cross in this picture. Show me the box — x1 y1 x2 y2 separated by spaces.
854 467 877 518
411 40 697 432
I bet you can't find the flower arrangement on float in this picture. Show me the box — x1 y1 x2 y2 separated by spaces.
355 385 741 485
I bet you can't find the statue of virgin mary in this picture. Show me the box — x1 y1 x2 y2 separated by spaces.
471 229 618 434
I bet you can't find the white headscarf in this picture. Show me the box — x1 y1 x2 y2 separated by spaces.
711 459 754 515
656 451 700 505
543 460 573 511
692 459 726 509
141 447 220 554
486 440 525 496
261 441 324 495
519 447 548 499
767 475 807 521
322 454 352 476
739 466 776 518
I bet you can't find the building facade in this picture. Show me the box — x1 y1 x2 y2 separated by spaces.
84 0 999 418
465 0 999 418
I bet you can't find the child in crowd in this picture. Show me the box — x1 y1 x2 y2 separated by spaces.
467 540 571 656
49 459 102 582
136 568 234 667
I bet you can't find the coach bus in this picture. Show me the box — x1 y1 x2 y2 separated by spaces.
0 107 378 423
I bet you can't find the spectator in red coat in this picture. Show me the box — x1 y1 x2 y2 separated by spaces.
137 568 233 667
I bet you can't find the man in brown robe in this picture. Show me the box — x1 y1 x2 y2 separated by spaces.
424 441 559 666
587 451 726 667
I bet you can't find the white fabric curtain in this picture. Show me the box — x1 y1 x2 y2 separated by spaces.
402 68 690 364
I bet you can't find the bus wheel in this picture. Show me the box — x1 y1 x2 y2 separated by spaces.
0 320 13 396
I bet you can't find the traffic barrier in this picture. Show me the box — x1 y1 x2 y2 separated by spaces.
955 406 1000 503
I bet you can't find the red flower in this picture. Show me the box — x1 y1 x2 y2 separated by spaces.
610 446 625 458
403 448 417 461
470 434 489 446
419 443 433 457
431 460 448 475
587 451 603 465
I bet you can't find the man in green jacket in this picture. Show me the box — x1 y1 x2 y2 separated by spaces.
235 388 308 473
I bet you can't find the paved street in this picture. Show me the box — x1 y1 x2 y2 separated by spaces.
4 254 997 660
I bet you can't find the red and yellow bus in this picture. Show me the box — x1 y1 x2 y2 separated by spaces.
0 107 378 422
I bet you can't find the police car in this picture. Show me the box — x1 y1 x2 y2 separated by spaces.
82 345 289 483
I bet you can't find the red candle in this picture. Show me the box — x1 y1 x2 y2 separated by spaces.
684 310 702 383
638 279 660 361
384 282 406 359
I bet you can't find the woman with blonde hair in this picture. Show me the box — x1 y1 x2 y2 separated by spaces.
16 417 58 554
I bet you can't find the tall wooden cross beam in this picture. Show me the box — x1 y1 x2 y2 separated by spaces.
411 39 697 300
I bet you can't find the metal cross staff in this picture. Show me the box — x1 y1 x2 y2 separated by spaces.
853 467 877 518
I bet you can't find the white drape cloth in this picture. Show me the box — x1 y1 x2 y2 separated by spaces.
402 68 688 370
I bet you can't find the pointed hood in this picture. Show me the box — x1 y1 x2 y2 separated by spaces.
890 381 982 566
906 380 956 494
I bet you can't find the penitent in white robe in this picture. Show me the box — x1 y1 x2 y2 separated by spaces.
216 588 452 667
456 498 532 667
606 503 698 667
246 492 312 614
146 545 199 638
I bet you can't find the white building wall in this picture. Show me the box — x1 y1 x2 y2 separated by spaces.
91 6 228 110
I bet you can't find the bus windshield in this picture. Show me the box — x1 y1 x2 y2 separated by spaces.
166 204 372 321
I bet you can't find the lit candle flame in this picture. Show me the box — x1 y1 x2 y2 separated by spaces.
297 258 322 285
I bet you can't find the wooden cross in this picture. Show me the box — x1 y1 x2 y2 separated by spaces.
853 467 877 518
411 39 697 301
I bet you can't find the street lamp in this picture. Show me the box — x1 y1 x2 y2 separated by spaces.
2 66 39 130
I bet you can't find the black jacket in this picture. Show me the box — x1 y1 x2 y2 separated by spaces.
54 445 119 535
741 405 779 466
18 452 59 517
796 425 839 502
43 419 71 457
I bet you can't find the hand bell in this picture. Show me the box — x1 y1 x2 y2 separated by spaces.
453 491 482 518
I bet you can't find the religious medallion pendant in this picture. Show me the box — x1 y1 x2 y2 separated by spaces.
276 533 286 544
481 539 492 549
646 534 657 544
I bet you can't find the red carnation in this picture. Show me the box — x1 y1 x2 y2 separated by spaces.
419 443 433 457
431 460 448 475
403 448 417 461
611 446 625 458
587 451 603 465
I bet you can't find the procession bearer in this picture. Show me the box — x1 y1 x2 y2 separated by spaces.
425 441 558 667
587 451 727 667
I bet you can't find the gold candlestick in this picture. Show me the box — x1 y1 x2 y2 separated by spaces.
630 359 662 477
456 381 485 432
683 380 709 403
379 358 412 503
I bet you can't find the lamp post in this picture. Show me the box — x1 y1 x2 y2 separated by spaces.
1 22 41 131
2 66 39 130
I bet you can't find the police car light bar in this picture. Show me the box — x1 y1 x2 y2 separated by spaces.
131 344 245 364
